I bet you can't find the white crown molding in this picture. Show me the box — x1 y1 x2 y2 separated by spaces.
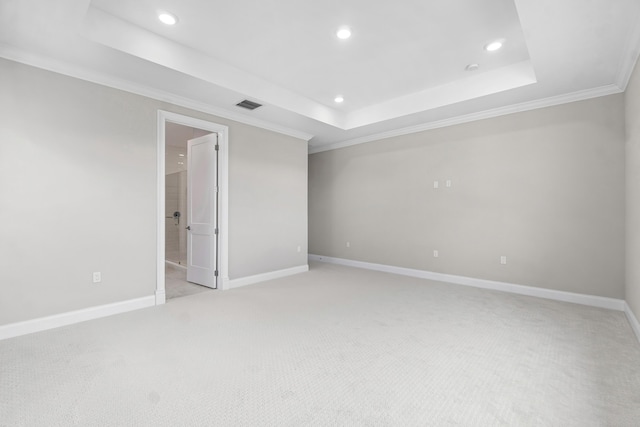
309 254 626 311
625 303 640 343
0 43 314 142
0 296 156 341
309 84 623 154
223 265 309 290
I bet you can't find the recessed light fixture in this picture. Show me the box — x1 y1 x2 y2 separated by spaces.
334 96 344 103
178 162 184 165
465 63 480 72
178 153 185 157
484 40 504 52
336 27 351 40
158 11 178 25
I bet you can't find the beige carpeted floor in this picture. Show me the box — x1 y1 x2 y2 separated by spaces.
1 261 639 426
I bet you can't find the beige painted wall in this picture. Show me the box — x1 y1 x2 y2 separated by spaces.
310 95 625 298
228 124 308 278
626 57 640 318
0 58 307 326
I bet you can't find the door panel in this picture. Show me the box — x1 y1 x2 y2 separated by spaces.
186 133 218 288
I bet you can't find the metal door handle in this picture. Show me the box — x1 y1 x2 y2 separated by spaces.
186 226 191 230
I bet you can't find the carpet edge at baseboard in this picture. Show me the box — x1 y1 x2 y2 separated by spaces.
0 295 156 341
308 254 625 312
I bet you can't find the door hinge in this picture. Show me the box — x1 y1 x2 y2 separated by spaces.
214 270 218 277
215 186 219 193
214 228 219 235
215 144 219 151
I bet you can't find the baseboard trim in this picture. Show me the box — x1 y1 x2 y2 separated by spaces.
165 260 187 270
155 289 166 305
0 296 156 341
624 303 640 343
224 264 309 290
309 255 625 311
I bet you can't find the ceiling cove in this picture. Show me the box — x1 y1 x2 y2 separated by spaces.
0 0 639 148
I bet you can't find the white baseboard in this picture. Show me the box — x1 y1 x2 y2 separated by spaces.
625 303 640 343
224 265 309 290
309 254 626 311
165 260 187 270
0 295 156 341
155 289 166 305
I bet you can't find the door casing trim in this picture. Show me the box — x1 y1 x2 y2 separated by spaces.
157 110 230 304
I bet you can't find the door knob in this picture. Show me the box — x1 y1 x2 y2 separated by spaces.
186 226 191 230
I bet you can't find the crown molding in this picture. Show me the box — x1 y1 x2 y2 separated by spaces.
1 42 630 151
309 84 622 154
0 43 314 142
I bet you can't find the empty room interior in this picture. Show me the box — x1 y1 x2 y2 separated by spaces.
2 0 640 425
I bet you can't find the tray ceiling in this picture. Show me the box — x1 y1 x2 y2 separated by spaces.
1 0 639 149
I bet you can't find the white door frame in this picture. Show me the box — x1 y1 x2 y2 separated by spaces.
156 110 229 304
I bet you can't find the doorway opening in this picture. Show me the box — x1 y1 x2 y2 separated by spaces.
165 124 214 299
156 111 229 305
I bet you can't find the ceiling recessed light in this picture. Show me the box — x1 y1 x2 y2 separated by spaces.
334 96 344 103
465 63 480 71
178 153 185 157
484 40 504 52
158 11 178 25
336 27 351 40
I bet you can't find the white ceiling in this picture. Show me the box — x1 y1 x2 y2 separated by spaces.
1 0 640 151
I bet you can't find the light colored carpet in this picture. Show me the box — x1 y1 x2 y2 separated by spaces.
1 261 639 426
165 263 212 300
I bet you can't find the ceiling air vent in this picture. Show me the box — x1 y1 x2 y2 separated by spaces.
236 99 262 110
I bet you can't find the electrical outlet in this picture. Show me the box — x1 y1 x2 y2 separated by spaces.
433 180 439 189
346 241 351 248
500 256 507 265
433 250 439 258
93 272 101 283
446 180 452 188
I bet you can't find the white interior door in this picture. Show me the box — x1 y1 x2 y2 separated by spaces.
186 133 218 288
